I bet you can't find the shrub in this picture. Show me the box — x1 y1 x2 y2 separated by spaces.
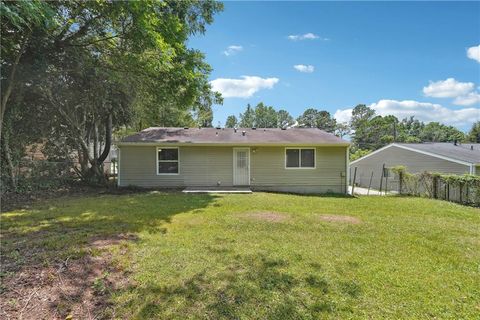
389 166 479 206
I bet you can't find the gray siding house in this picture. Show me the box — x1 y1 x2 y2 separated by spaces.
350 143 480 189
116 127 350 194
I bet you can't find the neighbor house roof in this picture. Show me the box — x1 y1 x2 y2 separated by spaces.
395 143 480 164
351 142 480 166
118 127 349 146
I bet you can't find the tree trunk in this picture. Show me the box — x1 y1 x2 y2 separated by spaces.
77 146 88 178
87 114 112 185
93 121 99 160
1 34 30 142
97 113 112 164
2 131 17 191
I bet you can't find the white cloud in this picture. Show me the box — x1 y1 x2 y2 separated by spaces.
467 45 480 63
293 64 315 73
334 108 353 124
210 76 279 98
287 33 328 41
422 78 479 106
423 78 475 98
334 99 480 127
454 91 480 106
222 45 243 56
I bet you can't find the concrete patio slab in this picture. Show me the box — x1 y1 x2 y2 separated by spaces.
183 187 252 194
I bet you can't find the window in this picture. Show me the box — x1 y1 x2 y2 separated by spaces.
286 149 300 167
236 150 247 168
157 147 179 174
285 148 315 168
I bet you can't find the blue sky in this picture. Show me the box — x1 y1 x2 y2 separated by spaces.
189 1 480 131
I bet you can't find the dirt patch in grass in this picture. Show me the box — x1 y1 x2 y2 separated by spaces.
241 212 289 222
0 235 135 320
318 214 361 224
90 233 139 249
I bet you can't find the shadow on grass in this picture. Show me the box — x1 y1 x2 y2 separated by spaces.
125 253 359 319
0 191 218 318
2 192 218 267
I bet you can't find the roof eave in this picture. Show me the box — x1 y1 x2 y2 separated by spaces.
116 141 350 147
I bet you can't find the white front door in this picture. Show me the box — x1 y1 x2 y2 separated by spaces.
233 148 250 186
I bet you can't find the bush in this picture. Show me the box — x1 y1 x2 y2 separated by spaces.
350 149 371 161
390 166 480 206
1 159 76 193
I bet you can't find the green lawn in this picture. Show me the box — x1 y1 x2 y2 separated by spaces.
2 192 479 319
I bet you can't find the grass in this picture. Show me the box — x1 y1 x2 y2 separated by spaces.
2 192 480 319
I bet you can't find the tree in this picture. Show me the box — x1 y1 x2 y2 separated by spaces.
420 122 464 142
316 110 336 133
277 109 295 128
349 105 402 150
467 121 480 143
225 115 238 128
350 104 375 131
235 104 294 129
297 108 318 128
254 102 277 128
350 104 375 149
1 0 224 187
335 123 351 138
239 104 255 127
350 148 371 161
296 108 336 132
395 117 424 143
1 1 58 189
0 0 55 140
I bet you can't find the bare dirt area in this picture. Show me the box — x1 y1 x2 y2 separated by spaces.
318 214 361 224
241 211 289 222
0 234 135 320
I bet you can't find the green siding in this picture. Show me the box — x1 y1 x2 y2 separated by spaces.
182 147 233 187
119 145 348 193
119 146 183 187
250 147 347 193
119 146 232 188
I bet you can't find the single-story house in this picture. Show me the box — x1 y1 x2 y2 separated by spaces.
350 142 480 189
116 127 350 194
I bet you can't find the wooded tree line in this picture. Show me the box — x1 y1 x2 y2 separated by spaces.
225 102 480 157
225 103 338 133
1 0 223 190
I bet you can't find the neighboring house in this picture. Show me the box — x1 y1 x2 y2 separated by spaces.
116 127 350 194
350 142 480 189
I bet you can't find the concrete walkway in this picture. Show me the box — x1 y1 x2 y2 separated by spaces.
348 186 397 196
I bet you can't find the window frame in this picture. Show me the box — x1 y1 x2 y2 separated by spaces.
156 147 180 175
285 147 316 169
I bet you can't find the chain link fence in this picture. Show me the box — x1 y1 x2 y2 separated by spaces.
390 168 480 207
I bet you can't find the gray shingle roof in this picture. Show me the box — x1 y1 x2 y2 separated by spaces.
396 143 480 164
120 127 349 145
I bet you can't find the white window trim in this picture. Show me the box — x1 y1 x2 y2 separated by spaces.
285 147 316 169
156 147 180 175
